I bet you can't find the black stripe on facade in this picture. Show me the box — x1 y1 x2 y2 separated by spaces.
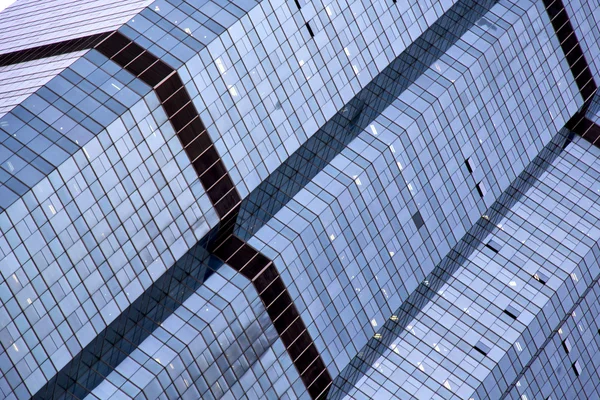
0 33 111 67
542 0 600 148
542 0 597 102
94 31 331 399
566 112 600 146
32 30 330 399
212 235 333 399
94 32 241 219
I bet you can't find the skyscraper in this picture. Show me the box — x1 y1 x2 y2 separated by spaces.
0 0 599 399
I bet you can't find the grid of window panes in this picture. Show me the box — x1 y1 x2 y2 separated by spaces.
86 266 308 400
0 0 598 398
0 51 216 398
504 280 600 400
234 0 503 243
330 134 600 400
0 51 152 212
175 0 459 199
468 136 600 400
123 0 260 66
246 0 580 383
0 52 86 119
327 127 571 399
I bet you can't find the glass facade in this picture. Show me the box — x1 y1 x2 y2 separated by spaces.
0 0 599 399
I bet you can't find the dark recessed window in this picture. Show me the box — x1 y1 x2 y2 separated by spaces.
533 271 549 285
485 239 501 253
305 22 315 38
562 338 572 353
465 158 474 173
572 360 582 376
476 181 486 197
503 305 520 319
474 341 490 356
412 211 425 229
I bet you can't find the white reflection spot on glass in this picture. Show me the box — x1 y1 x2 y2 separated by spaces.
216 58 226 73
146 120 156 136
370 124 378 135
571 272 578 282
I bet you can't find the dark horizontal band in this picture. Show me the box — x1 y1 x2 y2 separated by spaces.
0 33 111 67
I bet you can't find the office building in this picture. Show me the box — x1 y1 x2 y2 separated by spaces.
0 0 599 399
